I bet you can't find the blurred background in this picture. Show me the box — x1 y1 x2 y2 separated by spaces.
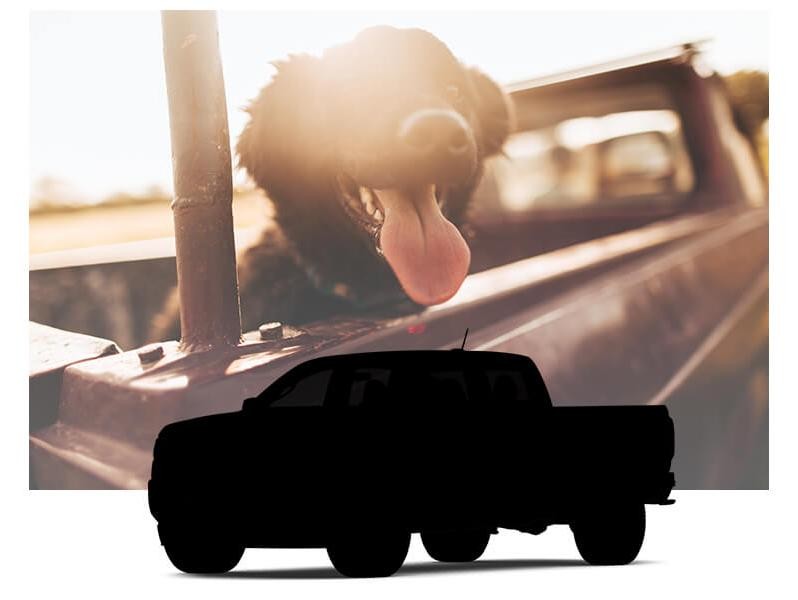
30 11 767 253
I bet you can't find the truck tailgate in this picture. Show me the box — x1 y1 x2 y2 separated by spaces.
542 405 675 503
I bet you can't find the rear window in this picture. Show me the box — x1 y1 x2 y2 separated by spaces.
471 84 695 222
484 368 529 407
422 369 473 404
485 112 693 213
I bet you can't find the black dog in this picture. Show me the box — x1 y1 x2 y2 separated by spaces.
153 26 513 340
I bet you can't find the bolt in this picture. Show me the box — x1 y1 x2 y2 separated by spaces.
259 322 284 341
138 344 164 363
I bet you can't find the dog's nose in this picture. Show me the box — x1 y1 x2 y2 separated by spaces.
398 109 472 156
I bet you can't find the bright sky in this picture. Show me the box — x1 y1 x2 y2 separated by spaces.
30 10 768 204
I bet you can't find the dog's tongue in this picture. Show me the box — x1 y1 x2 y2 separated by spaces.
375 185 470 305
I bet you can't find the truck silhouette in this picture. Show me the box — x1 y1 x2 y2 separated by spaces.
148 350 675 577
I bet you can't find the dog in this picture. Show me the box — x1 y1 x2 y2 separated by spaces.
152 26 514 341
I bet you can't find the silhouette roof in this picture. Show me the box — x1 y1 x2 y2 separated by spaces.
294 350 535 369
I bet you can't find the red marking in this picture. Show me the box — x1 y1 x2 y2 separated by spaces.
407 323 427 335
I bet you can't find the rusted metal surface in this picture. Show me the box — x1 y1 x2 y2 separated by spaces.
468 212 767 408
30 423 152 489
29 208 766 488
504 41 707 94
30 322 120 379
161 10 241 350
665 282 768 488
29 323 120 434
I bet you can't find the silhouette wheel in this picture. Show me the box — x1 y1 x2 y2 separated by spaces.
327 526 410 577
421 529 490 562
162 525 245 574
571 503 646 565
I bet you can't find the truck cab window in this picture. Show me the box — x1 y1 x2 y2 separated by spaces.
471 87 696 222
269 368 333 407
422 370 472 405
486 369 528 407
346 368 392 407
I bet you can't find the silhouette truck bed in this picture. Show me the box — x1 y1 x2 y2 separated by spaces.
148 350 675 577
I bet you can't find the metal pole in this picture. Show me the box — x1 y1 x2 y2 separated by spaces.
161 10 242 350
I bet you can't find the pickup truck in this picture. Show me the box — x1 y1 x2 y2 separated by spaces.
148 349 675 577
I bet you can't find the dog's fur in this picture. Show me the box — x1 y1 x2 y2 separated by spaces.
152 26 513 341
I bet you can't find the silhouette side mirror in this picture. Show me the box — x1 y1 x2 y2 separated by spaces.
242 397 258 412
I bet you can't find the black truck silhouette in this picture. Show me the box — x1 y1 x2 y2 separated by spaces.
148 350 675 577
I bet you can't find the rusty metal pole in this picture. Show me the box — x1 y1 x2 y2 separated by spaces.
161 10 242 351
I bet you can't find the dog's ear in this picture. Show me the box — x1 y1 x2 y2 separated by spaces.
237 54 332 194
467 67 515 157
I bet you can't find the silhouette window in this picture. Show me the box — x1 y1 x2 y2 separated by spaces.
269 368 333 407
425 370 471 404
486 369 528 406
347 368 391 407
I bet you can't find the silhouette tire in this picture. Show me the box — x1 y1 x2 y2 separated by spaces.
421 528 490 562
327 527 410 577
161 524 244 574
571 503 645 565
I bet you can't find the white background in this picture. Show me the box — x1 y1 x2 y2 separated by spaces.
6 1 797 598
24 492 795 598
